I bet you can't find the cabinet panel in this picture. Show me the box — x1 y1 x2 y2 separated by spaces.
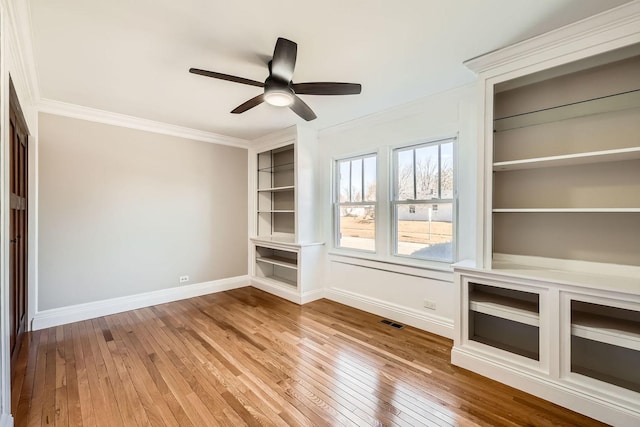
468 282 541 361
570 300 640 393
493 159 640 209
494 212 640 266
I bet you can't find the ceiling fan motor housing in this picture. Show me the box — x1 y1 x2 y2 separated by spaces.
264 77 295 107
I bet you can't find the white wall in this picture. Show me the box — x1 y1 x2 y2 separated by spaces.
37 113 248 311
318 84 477 338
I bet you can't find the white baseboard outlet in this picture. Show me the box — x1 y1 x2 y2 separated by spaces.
325 287 454 339
31 276 249 330
451 346 640 426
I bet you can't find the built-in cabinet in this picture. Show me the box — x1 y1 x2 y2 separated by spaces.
249 126 324 304
453 3 640 425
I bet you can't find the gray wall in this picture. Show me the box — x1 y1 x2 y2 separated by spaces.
38 113 248 311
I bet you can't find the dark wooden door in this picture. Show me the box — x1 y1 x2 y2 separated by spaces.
9 82 29 370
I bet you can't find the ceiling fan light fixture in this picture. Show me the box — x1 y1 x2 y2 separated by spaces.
264 89 294 107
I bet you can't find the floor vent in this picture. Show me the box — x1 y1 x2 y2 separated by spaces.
380 319 405 329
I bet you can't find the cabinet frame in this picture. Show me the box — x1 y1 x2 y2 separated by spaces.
248 126 325 305
459 274 550 373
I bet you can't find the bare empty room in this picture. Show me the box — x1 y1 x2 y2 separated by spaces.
1 1 639 426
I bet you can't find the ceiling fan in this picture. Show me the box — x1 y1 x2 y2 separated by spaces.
189 37 362 121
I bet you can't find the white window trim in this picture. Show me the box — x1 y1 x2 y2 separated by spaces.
391 136 458 263
333 152 378 252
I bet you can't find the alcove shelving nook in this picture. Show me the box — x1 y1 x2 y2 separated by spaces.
452 2 640 425
249 125 324 304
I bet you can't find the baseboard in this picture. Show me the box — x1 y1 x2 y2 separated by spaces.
0 413 14 427
324 287 454 339
32 276 249 330
451 346 640 426
250 278 303 304
301 289 324 304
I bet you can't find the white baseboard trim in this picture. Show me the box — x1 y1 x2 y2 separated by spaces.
32 276 249 330
250 278 304 304
324 287 454 339
301 289 325 304
0 413 14 427
451 346 640 426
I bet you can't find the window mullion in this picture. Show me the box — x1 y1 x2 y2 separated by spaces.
438 143 442 198
412 149 417 201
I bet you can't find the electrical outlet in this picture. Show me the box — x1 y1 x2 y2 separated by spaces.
179 275 189 283
423 299 437 310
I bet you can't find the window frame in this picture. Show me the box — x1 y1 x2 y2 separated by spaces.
333 152 378 253
391 137 457 263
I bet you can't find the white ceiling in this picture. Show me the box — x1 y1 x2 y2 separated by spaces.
29 0 631 140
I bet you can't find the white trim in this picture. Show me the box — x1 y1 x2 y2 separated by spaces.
1 0 39 106
464 1 640 75
31 276 249 330
38 99 249 149
0 414 13 427
250 277 304 304
301 289 325 304
324 287 454 339
451 347 640 426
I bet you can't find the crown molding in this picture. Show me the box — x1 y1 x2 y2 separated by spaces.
2 0 41 106
464 0 640 76
39 99 249 148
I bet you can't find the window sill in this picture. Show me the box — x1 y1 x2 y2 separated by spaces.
327 250 454 282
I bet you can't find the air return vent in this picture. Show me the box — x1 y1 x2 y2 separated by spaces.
380 319 405 329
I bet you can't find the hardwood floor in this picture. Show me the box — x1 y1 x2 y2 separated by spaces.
12 287 605 426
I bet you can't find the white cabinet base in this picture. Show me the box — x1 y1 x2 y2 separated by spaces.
453 265 640 426
451 346 639 427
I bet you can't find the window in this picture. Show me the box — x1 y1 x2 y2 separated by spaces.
335 154 376 251
392 138 455 262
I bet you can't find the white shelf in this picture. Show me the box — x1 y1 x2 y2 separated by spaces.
494 89 640 132
572 312 640 352
470 290 539 327
493 147 640 171
257 210 295 213
257 185 295 192
493 208 640 213
256 255 297 270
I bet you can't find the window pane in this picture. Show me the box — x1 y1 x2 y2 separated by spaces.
351 158 363 202
339 161 350 202
415 145 439 200
363 156 376 202
395 203 453 262
441 142 454 199
397 149 414 200
338 205 375 251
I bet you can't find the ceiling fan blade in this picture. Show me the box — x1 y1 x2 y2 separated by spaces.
292 82 362 95
289 95 317 121
231 94 265 114
189 68 264 88
271 38 297 82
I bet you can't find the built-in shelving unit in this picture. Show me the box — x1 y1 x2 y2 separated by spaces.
249 126 324 305
453 7 640 424
491 53 640 269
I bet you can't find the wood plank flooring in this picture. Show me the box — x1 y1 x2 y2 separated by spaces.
12 287 605 426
